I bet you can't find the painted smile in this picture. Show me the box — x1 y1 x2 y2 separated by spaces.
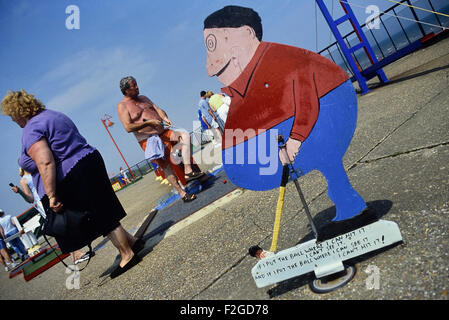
215 59 231 77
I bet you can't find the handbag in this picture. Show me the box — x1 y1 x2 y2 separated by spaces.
42 207 94 271
43 207 92 239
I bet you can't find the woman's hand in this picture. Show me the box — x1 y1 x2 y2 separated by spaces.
49 195 63 213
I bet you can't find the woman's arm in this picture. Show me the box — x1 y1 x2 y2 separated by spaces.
27 138 63 212
17 177 35 203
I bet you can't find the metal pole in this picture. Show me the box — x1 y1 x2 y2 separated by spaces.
407 0 426 37
277 135 319 240
427 0 442 28
101 119 136 180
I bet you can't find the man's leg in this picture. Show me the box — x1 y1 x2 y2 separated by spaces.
319 161 367 221
168 130 195 175
0 248 13 264
7 235 28 258
163 164 187 198
214 128 222 143
211 119 222 143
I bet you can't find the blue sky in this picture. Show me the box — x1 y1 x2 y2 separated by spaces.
0 0 399 215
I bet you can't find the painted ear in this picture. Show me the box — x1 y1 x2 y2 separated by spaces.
246 26 256 39
230 46 244 68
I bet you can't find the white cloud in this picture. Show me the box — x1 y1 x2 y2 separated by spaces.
33 46 155 113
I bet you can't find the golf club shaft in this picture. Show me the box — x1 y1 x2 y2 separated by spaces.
291 178 318 239
278 139 319 239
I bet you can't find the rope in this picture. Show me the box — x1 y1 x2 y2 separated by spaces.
340 0 448 31
385 0 449 18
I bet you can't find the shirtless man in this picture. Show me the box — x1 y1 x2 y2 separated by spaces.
117 76 201 202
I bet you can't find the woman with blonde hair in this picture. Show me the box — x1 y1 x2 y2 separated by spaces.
2 90 144 278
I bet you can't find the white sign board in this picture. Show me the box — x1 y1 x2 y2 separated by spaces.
252 220 402 288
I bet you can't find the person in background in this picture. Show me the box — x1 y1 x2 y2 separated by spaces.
199 91 222 147
205 90 230 129
2 89 144 278
119 167 131 184
117 76 204 202
0 225 19 271
198 109 215 144
0 209 28 261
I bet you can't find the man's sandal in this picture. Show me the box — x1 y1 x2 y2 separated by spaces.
182 193 197 203
185 171 205 183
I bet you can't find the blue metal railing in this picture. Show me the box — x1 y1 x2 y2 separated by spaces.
318 0 449 78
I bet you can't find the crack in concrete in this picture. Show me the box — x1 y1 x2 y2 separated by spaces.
190 254 248 300
351 86 448 170
355 141 449 165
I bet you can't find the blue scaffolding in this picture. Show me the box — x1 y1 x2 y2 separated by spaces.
316 0 389 94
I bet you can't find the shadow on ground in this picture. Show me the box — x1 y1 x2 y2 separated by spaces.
97 220 175 282
356 62 449 93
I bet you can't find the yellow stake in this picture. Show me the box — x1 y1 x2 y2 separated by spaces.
269 186 286 253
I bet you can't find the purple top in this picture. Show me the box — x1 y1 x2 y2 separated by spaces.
19 109 96 199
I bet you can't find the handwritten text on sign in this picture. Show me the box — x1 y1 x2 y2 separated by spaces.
251 220 402 288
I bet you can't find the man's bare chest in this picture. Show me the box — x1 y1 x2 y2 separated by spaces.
125 100 159 122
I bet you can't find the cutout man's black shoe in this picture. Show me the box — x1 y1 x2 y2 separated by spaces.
317 206 379 242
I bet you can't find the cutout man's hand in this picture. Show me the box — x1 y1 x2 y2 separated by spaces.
279 138 302 165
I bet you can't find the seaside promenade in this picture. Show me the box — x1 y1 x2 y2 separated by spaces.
0 36 448 301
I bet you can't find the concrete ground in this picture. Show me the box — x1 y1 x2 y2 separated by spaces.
0 36 448 301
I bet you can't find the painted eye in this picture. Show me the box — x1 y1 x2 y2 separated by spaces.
206 34 217 52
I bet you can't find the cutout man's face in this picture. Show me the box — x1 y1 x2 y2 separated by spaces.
204 26 260 86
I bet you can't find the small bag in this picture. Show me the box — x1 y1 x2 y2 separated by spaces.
42 207 94 271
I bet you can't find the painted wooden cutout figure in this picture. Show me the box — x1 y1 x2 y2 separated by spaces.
203 5 370 222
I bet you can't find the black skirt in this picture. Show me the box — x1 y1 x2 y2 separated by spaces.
42 150 127 253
